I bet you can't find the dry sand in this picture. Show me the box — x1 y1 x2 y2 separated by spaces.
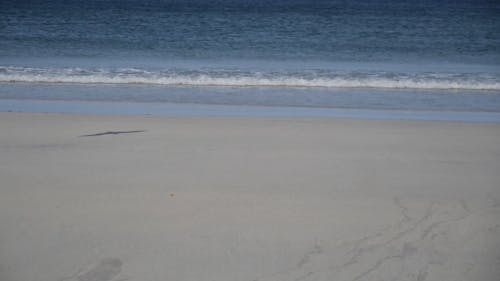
0 112 499 281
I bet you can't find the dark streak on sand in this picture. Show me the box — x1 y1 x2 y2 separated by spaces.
79 130 146 137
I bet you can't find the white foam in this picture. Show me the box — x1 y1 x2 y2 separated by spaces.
1 66 499 90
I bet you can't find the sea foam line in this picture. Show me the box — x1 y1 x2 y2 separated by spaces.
1 67 499 90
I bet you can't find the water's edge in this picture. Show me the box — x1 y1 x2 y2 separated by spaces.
2 99 500 123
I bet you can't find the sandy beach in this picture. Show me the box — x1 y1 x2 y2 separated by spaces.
0 112 499 281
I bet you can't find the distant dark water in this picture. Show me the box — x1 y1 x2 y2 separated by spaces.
1 0 500 114
2 0 499 63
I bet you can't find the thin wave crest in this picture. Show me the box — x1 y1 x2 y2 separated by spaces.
1 66 499 90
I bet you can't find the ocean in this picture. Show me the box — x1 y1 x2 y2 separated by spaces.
1 0 500 120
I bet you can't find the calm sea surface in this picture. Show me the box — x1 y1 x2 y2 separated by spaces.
1 0 500 118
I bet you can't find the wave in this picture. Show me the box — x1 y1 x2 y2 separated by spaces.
1 66 499 90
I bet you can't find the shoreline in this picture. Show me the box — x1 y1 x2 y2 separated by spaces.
2 99 500 123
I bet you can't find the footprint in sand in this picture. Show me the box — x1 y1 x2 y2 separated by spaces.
61 258 124 281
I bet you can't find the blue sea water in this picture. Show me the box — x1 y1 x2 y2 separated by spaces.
1 0 500 119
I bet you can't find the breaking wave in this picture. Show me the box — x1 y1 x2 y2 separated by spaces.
1 66 499 90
